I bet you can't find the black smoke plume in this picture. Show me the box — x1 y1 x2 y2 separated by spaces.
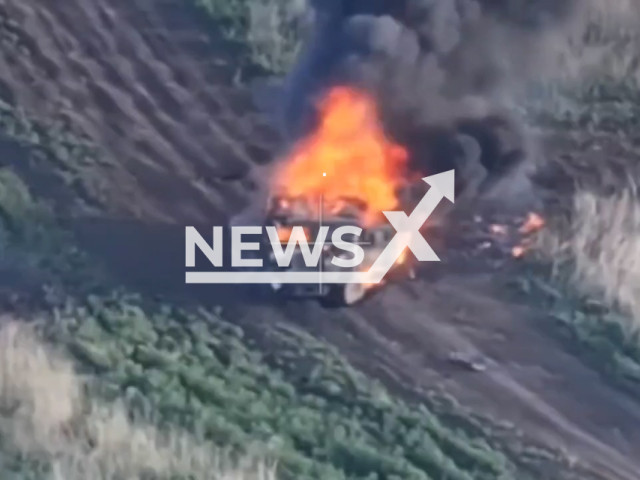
279 0 584 196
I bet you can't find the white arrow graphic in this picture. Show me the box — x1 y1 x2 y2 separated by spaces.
362 169 454 283
186 170 454 284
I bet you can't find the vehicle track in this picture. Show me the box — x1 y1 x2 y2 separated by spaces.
2 0 640 478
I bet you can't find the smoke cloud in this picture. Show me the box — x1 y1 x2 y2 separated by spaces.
279 0 585 194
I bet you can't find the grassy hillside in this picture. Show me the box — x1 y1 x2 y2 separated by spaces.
0 322 277 480
0 162 546 480
0 1 639 479
0 81 589 477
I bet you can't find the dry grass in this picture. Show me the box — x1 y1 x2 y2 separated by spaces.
528 2 640 330
0 321 277 480
523 0 640 117
536 188 640 330
551 0 640 84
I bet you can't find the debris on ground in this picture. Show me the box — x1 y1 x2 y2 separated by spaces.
447 351 488 372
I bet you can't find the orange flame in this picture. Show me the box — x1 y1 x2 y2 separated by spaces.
512 212 545 258
276 226 309 242
519 212 545 234
397 247 408 265
274 86 408 225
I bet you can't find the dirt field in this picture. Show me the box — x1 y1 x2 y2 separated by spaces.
1 0 639 479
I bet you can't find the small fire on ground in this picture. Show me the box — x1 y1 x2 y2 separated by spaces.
486 212 545 258
518 212 545 235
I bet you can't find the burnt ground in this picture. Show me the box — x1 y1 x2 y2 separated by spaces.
1 0 640 479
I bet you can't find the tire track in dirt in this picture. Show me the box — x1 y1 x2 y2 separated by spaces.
1 0 640 479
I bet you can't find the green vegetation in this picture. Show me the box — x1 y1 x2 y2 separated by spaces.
515 165 640 398
0 98 114 214
193 0 305 74
43 293 515 480
0 321 278 480
510 266 640 400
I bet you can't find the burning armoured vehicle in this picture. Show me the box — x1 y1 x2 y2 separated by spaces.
252 86 497 307
260 192 418 306
260 139 485 307
253 0 556 306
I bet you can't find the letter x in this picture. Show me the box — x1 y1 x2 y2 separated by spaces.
382 184 444 261
365 185 444 282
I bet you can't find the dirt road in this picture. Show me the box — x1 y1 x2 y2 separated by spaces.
1 0 640 478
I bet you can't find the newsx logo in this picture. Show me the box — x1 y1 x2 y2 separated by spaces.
185 170 454 285
186 223 368 269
